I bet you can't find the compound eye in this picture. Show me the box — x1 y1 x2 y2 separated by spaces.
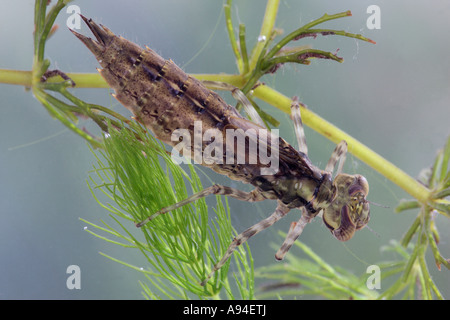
355 201 370 230
349 175 369 196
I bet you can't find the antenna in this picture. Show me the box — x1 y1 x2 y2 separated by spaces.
368 199 390 209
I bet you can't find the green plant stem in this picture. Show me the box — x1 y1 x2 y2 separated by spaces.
0 69 33 86
224 0 243 74
249 84 433 204
248 0 280 72
261 49 342 71
239 23 250 74
33 88 102 148
264 11 352 61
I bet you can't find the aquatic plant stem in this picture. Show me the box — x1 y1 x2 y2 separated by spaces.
249 0 280 72
250 84 433 204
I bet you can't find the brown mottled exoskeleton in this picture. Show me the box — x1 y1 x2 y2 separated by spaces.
71 16 370 286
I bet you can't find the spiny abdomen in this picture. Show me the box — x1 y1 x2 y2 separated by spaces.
71 16 274 184
71 16 238 146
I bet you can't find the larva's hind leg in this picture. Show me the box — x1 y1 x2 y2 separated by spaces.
275 208 312 261
136 184 268 227
201 202 290 286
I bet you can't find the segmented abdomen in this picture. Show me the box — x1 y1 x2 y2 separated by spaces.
71 17 273 184
101 36 237 144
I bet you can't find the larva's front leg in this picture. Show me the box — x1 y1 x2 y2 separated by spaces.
201 80 267 128
290 96 308 155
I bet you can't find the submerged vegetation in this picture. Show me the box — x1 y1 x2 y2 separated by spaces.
0 0 448 299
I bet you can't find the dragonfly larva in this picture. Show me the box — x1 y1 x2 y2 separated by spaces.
71 16 370 286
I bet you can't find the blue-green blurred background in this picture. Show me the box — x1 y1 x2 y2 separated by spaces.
0 0 449 299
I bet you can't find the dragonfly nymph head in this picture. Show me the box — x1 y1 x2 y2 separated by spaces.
322 174 370 241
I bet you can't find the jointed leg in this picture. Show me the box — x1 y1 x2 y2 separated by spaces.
289 96 348 176
325 140 348 175
230 88 267 128
201 202 291 286
201 80 267 128
275 208 312 260
290 96 308 155
136 185 268 227
40 69 76 87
